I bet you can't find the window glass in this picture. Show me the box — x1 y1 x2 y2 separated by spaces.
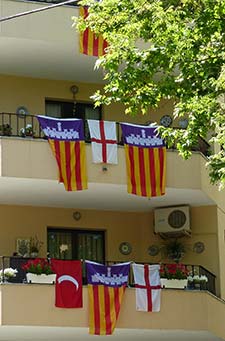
47 228 105 263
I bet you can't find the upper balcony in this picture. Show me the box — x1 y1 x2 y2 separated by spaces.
0 111 215 212
0 0 98 83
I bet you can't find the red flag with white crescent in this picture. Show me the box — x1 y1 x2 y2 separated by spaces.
51 259 83 308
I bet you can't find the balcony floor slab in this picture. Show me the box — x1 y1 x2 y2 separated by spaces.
0 326 221 341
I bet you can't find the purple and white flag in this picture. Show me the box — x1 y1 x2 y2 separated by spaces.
86 261 130 335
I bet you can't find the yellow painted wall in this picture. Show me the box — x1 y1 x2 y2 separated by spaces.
1 285 225 340
0 138 203 189
0 74 174 126
0 204 219 291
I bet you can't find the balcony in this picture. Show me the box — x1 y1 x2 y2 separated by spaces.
0 279 224 339
0 256 217 295
0 112 210 155
0 112 214 210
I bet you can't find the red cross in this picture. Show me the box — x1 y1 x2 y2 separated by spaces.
135 264 161 311
90 121 117 163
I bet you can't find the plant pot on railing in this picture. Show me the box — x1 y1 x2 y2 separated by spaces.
161 278 188 289
187 275 208 290
26 273 56 284
19 124 35 138
22 258 55 284
160 263 189 289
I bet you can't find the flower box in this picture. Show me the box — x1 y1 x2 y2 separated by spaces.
26 273 56 284
161 278 188 289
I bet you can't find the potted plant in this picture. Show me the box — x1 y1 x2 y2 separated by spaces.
160 263 189 289
0 267 18 283
165 239 186 263
19 124 35 137
0 124 12 136
22 258 56 284
30 235 43 258
187 274 208 290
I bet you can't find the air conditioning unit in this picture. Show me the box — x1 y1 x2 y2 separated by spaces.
154 206 191 237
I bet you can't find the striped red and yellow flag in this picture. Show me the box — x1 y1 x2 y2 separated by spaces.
88 284 126 335
37 116 87 192
79 7 108 57
48 139 87 191
121 123 166 197
86 261 130 335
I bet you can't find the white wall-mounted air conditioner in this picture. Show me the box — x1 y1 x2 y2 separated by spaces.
154 206 191 236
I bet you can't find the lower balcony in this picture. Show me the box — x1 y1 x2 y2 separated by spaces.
0 284 224 340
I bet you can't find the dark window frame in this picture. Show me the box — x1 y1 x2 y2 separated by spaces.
47 227 105 262
45 99 102 120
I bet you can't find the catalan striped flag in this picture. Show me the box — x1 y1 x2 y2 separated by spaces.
120 123 166 197
86 260 130 335
37 116 87 191
79 7 108 57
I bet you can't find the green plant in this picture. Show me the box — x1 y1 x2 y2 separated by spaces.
0 124 12 136
165 239 186 263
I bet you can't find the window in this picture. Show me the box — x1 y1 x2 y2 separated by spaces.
45 99 101 140
47 228 105 263
45 100 101 120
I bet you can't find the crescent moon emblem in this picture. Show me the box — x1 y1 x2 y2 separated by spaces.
58 275 79 290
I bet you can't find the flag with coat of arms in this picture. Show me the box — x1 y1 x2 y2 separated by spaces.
120 123 166 197
86 260 130 335
37 115 87 191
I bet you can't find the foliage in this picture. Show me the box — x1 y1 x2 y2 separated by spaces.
165 239 186 263
30 235 43 253
75 0 225 187
22 258 54 275
160 263 189 279
0 124 12 136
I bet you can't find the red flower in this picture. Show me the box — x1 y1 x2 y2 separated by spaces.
22 258 54 275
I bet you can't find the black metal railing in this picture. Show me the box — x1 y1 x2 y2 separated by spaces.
0 112 210 157
0 256 216 295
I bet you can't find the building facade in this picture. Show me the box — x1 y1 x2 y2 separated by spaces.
0 0 225 338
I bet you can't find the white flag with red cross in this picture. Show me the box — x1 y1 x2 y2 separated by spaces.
132 263 161 312
87 120 118 164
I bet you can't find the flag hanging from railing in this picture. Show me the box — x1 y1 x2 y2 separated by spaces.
79 7 108 57
86 260 130 335
120 123 166 197
132 263 161 312
51 259 83 308
37 116 87 191
87 120 118 164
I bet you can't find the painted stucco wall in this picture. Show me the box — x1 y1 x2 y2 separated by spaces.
0 74 174 126
1 285 225 340
0 204 219 290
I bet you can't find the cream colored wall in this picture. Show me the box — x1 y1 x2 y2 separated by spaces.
1 285 225 340
0 204 219 290
0 74 174 126
200 157 225 299
0 138 203 190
